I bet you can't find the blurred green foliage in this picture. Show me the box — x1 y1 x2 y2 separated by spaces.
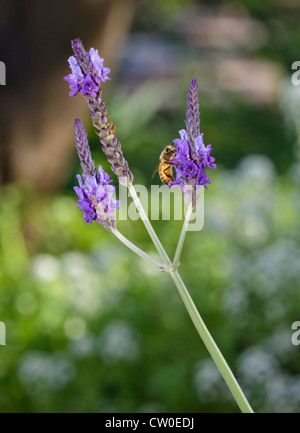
1 156 300 412
1 0 300 413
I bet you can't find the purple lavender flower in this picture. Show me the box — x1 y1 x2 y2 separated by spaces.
64 41 110 97
65 56 84 96
73 117 119 231
74 165 120 231
170 79 216 203
64 38 133 185
89 48 110 84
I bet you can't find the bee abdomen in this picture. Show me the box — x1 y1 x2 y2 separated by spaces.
159 164 174 184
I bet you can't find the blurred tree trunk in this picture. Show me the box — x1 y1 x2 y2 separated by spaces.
0 0 135 192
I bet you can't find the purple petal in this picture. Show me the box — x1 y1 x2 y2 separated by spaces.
80 74 98 97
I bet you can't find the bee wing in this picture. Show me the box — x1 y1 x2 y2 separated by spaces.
152 160 160 179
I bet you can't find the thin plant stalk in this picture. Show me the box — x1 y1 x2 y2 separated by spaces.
170 269 254 414
112 228 165 271
128 183 173 268
173 203 193 268
128 182 254 413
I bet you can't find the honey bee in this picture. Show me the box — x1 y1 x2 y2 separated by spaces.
152 145 177 185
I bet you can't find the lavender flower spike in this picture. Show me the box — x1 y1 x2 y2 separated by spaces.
170 79 216 204
73 118 97 179
186 78 200 156
64 38 133 186
74 165 120 232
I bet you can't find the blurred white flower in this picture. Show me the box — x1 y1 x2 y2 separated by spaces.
236 154 276 184
31 254 61 282
237 347 279 386
97 321 139 363
18 351 76 394
62 251 102 314
69 334 96 358
194 359 229 402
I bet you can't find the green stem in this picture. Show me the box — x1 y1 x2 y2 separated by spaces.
128 183 172 268
112 228 165 271
173 204 192 268
125 182 253 413
169 269 253 413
